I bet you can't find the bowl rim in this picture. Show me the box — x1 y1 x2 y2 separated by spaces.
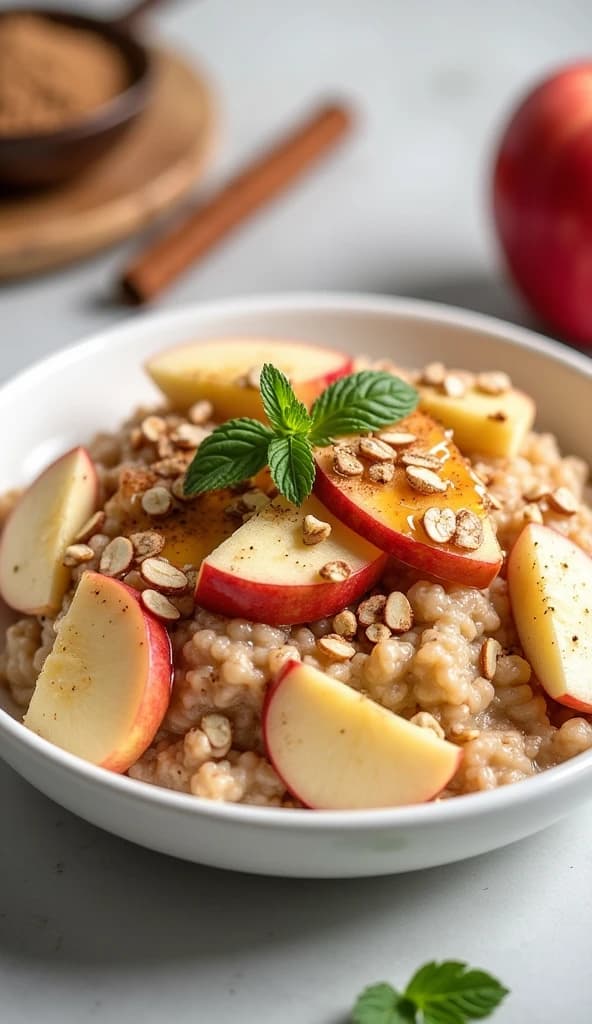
1 289 592 831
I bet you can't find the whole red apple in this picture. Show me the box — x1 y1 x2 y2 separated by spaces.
493 63 592 344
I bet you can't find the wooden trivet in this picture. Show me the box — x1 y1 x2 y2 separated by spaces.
0 47 215 278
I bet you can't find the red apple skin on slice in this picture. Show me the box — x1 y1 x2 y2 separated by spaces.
145 337 353 419
263 660 462 809
195 495 388 625
24 572 173 773
507 523 592 712
0 446 98 615
313 411 503 588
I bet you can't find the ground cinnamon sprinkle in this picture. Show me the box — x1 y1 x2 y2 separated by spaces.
0 14 130 136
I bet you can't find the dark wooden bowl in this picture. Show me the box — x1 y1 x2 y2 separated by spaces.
0 8 152 188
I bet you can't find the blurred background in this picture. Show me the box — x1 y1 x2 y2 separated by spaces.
2 0 591 381
3 5 592 1024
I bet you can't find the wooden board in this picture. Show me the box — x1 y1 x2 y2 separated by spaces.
0 48 216 278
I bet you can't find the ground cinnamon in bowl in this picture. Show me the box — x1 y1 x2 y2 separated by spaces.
0 13 130 136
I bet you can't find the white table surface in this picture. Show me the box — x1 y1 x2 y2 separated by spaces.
2 1 591 1021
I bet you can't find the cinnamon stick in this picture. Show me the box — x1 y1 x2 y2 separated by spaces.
121 101 353 303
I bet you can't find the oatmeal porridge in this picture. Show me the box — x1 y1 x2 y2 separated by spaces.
1 337 591 810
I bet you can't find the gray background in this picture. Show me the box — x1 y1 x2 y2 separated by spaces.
2 1 591 1021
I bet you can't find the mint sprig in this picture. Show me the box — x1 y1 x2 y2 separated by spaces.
309 371 419 446
184 419 273 494
353 961 509 1024
184 363 418 505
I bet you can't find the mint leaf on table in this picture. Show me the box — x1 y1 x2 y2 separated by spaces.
308 370 419 446
184 364 419 504
258 362 312 434
267 433 315 505
352 962 509 1024
404 961 508 1024
184 419 273 494
353 983 417 1023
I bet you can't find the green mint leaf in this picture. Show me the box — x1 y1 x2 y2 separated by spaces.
184 419 273 494
309 370 418 446
267 433 315 506
404 961 509 1024
352 983 417 1024
259 363 311 435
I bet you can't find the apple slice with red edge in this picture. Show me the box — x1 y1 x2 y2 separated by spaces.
263 659 462 809
195 494 388 625
0 446 98 615
24 571 173 773
313 410 503 588
145 337 353 419
507 523 592 711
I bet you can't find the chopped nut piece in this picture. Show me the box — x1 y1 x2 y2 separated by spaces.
442 373 467 398
410 711 445 739
170 423 209 450
140 557 188 593
317 634 356 661
130 530 165 561
140 589 181 622
548 486 579 515
201 713 232 754
368 461 395 483
453 728 481 743
485 492 503 511
453 509 484 550
422 506 457 544
152 456 189 478
318 560 352 582
99 536 134 577
157 434 175 459
224 497 248 521
129 427 144 450
333 447 364 477
476 371 511 395
236 364 264 390
420 361 446 386
523 503 543 525
73 510 106 543
63 543 94 567
365 622 392 644
188 399 214 425
384 591 414 632
141 486 173 517
332 609 358 639
401 450 443 471
480 637 502 680
359 436 395 462
376 430 417 447
523 483 550 503
405 465 447 495
171 475 194 502
358 594 387 625
302 514 332 545
241 490 269 519
141 415 167 443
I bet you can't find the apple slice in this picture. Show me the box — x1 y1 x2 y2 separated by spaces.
419 381 535 458
313 410 503 588
24 571 173 772
263 660 461 809
0 447 98 615
146 337 353 419
507 523 592 711
195 495 388 625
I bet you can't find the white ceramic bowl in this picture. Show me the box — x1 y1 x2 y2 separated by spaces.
1 293 591 878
